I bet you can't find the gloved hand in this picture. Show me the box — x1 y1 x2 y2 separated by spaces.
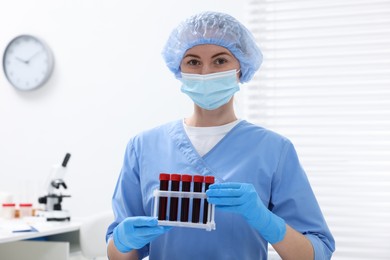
113 216 171 253
206 182 286 244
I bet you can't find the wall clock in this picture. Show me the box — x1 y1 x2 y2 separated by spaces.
2 35 54 91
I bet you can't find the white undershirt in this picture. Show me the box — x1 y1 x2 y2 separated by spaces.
183 119 241 157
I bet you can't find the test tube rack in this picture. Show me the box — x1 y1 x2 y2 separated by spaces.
153 174 216 231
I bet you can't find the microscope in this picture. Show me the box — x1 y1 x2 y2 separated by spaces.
37 153 72 221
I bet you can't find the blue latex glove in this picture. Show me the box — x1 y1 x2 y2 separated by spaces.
206 182 286 244
113 216 171 253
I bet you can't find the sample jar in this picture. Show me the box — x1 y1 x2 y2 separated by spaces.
191 175 204 223
1 203 16 219
19 203 33 218
169 174 181 221
158 173 170 220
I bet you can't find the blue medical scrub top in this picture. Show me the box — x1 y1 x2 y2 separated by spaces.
107 120 335 260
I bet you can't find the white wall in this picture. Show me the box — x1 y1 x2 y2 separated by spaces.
0 0 244 218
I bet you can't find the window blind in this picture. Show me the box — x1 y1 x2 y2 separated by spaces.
243 0 390 259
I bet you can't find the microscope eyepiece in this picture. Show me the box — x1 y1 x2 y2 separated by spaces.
62 153 71 167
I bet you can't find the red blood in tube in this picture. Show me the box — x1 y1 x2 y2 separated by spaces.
203 176 215 224
191 175 204 223
158 173 170 220
180 174 192 222
169 174 181 221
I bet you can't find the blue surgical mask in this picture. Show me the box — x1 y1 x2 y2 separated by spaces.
180 69 240 110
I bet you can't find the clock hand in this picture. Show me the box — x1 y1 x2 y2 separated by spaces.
26 50 43 63
15 56 28 64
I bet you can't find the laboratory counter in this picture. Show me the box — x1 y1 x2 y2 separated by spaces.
0 217 81 260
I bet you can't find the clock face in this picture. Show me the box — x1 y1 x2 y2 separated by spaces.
2 35 54 91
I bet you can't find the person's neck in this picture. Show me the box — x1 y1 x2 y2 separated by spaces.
185 105 237 127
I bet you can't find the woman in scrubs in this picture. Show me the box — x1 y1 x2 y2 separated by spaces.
106 11 335 260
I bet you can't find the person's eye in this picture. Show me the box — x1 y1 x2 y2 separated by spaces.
214 58 228 65
187 59 201 66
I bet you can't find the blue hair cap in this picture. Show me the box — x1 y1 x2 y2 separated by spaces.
162 11 263 83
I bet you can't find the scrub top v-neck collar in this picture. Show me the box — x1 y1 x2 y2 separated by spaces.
167 119 244 178
183 119 241 157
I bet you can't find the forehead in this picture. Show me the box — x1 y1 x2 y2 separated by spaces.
183 44 235 58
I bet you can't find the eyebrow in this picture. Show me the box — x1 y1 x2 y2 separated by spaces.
211 52 232 59
183 52 232 59
183 54 201 59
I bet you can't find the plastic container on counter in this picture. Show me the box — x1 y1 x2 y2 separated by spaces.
1 203 16 219
19 203 34 218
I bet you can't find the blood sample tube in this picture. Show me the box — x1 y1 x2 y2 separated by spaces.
180 174 192 222
158 173 170 220
169 174 181 221
191 175 204 223
203 176 215 224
